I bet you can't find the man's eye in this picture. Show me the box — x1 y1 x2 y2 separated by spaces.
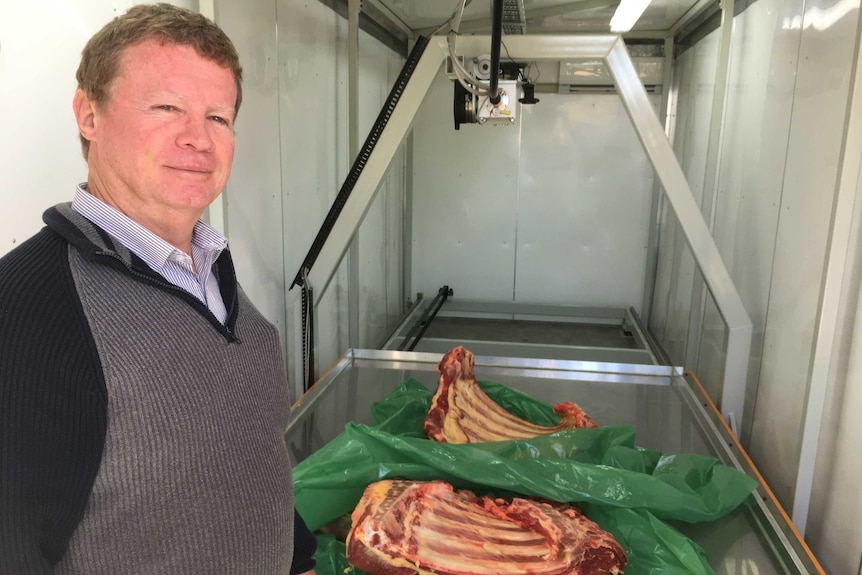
210 116 230 126
157 105 177 111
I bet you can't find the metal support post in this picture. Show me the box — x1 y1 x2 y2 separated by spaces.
347 0 361 348
641 35 675 326
606 36 751 428
685 0 734 377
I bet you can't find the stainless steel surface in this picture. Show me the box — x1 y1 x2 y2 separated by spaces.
410 338 653 364
675 375 814 574
380 299 661 364
440 299 630 319
286 350 819 574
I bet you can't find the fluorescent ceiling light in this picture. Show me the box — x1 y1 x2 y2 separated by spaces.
609 0 651 32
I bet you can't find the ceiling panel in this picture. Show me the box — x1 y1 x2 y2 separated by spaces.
375 0 706 35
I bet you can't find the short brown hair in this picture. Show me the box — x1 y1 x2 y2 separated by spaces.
75 3 243 158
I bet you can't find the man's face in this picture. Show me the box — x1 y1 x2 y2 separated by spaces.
78 39 237 229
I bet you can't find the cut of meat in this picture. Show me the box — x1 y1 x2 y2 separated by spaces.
346 479 627 575
424 346 598 443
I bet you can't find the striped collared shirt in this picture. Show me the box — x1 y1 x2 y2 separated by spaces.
71 184 229 324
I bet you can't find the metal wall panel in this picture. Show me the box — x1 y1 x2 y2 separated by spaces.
275 0 345 381
356 42 406 349
272 0 406 379
0 0 140 258
697 0 800 441
651 31 718 365
217 0 288 359
665 0 862 568
514 93 657 311
747 0 859 511
411 69 521 301
808 205 862 572
411 73 658 308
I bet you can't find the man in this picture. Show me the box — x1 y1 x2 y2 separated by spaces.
0 4 316 574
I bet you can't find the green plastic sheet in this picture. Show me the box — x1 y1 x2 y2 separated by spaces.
294 378 758 575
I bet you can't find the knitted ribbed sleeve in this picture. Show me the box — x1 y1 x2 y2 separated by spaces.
0 228 108 574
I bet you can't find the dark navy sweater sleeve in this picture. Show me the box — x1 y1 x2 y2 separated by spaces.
290 509 318 574
0 229 108 574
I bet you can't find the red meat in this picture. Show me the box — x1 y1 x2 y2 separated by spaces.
424 346 598 443
346 480 627 575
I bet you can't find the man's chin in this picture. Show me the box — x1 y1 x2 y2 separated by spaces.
165 186 222 212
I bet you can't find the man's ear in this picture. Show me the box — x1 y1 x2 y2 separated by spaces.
73 88 98 142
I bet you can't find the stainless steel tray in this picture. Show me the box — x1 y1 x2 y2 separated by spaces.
286 349 822 575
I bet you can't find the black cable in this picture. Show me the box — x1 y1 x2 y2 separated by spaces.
407 286 452 351
397 286 451 351
488 0 503 105
397 286 452 352
300 276 315 391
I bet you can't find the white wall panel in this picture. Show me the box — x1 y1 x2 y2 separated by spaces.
807 168 862 571
412 75 657 308
0 0 144 258
356 41 406 349
275 0 346 380
216 0 287 358
272 0 405 377
651 32 718 365
411 69 520 301
697 0 801 425
748 0 859 508
667 0 862 569
515 93 656 311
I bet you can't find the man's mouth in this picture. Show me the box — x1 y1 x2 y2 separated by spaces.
167 166 213 175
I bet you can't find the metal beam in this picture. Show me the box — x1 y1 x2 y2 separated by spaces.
604 35 751 427
363 0 414 41
314 0 407 56
670 0 719 36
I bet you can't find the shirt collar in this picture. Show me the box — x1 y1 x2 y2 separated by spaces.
71 183 228 272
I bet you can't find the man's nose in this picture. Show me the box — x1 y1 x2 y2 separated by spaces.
177 115 215 151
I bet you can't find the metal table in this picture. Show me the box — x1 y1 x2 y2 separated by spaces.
286 350 822 575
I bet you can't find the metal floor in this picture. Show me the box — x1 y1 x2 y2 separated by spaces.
421 316 639 348
382 298 660 365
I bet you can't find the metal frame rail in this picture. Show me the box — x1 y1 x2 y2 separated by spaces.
384 298 664 366
396 285 453 351
293 34 753 432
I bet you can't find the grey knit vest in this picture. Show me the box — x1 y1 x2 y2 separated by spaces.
54 209 295 574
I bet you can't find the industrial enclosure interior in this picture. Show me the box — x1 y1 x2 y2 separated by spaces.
3 0 862 573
